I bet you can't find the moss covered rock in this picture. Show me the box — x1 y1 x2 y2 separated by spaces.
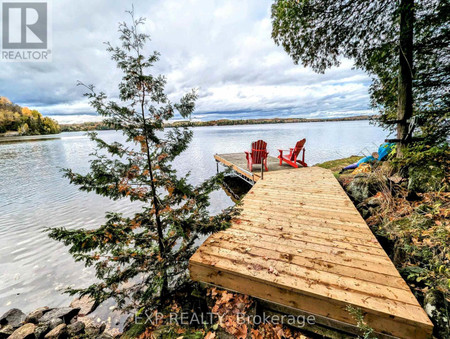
345 173 387 204
121 323 147 339
424 289 450 338
408 165 446 193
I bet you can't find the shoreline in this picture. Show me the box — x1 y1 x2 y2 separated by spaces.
0 134 62 143
60 115 377 132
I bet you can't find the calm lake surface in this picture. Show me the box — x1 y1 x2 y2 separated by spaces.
0 121 388 320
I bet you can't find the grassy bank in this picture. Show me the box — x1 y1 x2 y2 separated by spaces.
315 156 361 175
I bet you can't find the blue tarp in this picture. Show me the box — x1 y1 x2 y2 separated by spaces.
342 143 395 171
378 142 395 161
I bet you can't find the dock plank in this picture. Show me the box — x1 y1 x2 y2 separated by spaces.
190 159 433 338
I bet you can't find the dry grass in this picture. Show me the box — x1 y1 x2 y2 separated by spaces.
315 156 361 174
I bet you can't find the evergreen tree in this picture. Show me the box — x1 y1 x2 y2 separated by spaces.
271 0 449 155
48 12 234 311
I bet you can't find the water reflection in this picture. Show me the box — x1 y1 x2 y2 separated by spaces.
221 175 253 203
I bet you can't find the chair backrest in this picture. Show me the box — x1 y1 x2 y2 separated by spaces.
251 140 267 164
290 139 306 161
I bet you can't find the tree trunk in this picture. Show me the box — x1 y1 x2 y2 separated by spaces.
139 88 169 303
397 0 414 157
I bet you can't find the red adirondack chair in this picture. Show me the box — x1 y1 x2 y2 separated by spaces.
245 140 269 172
278 139 307 168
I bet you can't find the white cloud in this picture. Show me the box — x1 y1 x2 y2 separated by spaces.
0 0 372 123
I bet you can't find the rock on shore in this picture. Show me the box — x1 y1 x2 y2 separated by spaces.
0 297 120 339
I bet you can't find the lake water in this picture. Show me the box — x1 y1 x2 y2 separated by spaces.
0 121 388 321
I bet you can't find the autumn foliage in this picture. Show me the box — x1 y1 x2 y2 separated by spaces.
137 288 310 339
0 96 60 135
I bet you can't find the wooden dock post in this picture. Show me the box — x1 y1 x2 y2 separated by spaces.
260 158 264 179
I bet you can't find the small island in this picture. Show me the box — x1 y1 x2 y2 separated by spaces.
0 96 60 137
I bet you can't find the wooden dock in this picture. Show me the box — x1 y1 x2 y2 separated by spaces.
190 157 433 338
214 153 295 183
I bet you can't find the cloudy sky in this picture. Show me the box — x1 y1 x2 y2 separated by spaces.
0 0 374 123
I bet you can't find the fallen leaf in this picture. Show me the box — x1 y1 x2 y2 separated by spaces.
204 332 216 339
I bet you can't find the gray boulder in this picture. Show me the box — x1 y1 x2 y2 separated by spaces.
346 174 371 203
67 321 85 336
8 323 36 339
39 307 80 325
25 306 51 324
36 317 63 338
424 289 450 338
34 323 51 339
0 308 26 328
346 173 387 204
44 323 67 339
48 318 63 330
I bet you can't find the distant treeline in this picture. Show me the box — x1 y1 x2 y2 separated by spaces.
167 115 374 127
61 115 374 132
0 96 60 136
60 121 113 132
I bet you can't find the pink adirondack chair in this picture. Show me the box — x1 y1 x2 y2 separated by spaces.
245 140 269 172
278 139 307 168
